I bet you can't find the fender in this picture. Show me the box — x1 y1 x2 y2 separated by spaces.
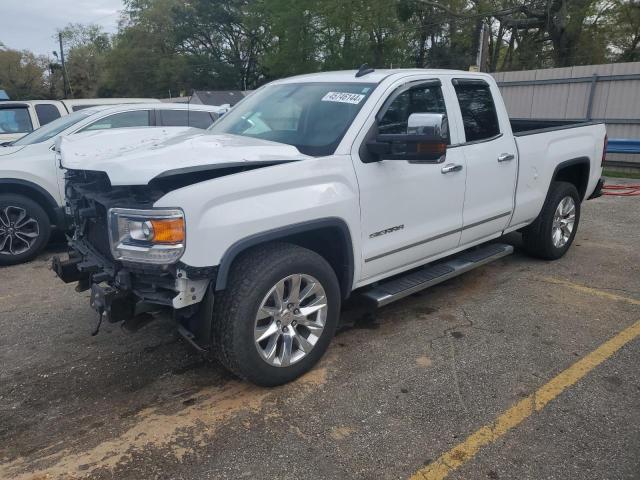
0 178 65 226
215 217 355 298
550 156 591 200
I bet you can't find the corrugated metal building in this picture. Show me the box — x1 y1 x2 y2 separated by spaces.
492 62 640 167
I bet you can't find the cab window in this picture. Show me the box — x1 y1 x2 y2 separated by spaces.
158 110 216 129
0 107 33 134
452 80 500 142
35 104 61 126
82 111 151 131
378 83 447 135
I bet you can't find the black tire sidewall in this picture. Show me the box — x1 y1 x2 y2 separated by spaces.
230 249 340 386
538 182 581 259
0 194 51 266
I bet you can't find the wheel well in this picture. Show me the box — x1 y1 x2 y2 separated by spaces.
215 220 354 299
0 182 57 226
553 159 590 200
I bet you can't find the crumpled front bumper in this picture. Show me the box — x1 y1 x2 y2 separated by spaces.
52 238 212 323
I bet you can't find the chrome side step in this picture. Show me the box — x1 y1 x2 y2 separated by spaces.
361 243 514 307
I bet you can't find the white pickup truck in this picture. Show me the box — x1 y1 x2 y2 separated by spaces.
53 68 606 386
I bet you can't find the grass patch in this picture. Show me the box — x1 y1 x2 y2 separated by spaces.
603 169 640 180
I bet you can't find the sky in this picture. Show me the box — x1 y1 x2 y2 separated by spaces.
0 0 123 58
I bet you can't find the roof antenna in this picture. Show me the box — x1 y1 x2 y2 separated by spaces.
355 63 375 78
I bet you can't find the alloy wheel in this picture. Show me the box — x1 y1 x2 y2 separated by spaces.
0 205 40 256
551 196 576 248
254 273 327 367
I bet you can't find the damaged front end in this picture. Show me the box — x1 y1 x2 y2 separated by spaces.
52 169 215 342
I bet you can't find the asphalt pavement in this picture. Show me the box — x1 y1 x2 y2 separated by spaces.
0 178 638 480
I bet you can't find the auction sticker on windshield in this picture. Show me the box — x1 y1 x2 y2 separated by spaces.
321 92 366 104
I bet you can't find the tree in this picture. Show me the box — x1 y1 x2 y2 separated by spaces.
608 0 640 61
58 24 112 98
101 0 191 97
171 0 270 90
0 48 49 99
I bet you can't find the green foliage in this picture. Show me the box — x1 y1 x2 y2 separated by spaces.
2 0 639 99
0 48 50 99
59 24 112 98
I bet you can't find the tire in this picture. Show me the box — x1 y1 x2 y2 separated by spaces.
522 181 581 260
211 242 341 386
0 194 51 266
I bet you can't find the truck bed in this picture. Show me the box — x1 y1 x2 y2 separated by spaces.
510 120 606 229
510 118 598 136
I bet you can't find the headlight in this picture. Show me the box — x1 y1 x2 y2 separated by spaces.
108 208 185 264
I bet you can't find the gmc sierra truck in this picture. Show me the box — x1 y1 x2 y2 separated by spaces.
53 68 606 386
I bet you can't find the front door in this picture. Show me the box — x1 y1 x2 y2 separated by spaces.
352 78 467 283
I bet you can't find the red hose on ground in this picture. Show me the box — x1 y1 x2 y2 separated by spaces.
602 184 640 196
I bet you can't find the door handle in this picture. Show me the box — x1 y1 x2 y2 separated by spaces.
441 163 463 174
498 153 515 162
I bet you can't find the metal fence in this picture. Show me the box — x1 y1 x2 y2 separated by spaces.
492 62 640 168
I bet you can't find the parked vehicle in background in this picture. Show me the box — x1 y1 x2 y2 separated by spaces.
53 68 606 387
0 98 160 144
0 102 224 265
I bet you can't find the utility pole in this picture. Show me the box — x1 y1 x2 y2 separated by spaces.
58 32 68 99
474 22 491 73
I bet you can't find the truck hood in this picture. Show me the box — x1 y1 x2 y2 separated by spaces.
60 128 309 186
0 144 27 156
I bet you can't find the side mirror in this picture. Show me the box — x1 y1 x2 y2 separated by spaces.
366 113 448 163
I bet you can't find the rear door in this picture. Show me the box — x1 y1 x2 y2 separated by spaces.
452 78 518 245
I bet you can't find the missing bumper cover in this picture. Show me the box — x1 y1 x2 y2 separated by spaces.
90 283 135 323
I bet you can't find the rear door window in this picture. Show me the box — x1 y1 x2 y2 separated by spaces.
158 110 216 129
72 105 98 111
82 110 151 131
0 107 33 134
35 104 62 126
452 80 500 142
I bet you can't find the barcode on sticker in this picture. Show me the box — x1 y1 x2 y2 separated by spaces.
321 92 366 104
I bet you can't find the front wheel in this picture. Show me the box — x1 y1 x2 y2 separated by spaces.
522 181 581 260
211 243 341 386
0 194 51 266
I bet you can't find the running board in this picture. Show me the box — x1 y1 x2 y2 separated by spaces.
361 243 514 307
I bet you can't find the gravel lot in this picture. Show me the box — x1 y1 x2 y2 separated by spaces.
1 179 638 480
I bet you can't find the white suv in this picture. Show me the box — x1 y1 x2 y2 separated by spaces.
0 103 225 265
0 98 160 144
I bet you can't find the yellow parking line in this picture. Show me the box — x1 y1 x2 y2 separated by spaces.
411 319 640 480
538 276 640 306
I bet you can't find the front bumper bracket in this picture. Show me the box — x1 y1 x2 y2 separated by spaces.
90 283 135 324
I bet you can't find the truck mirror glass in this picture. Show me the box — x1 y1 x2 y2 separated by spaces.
366 113 448 163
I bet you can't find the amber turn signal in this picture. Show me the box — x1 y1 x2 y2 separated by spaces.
416 142 447 155
150 218 185 244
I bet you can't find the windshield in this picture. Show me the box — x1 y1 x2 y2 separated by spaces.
209 82 376 156
12 109 97 146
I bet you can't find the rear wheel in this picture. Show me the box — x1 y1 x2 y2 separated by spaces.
522 181 580 260
211 243 340 386
0 194 51 266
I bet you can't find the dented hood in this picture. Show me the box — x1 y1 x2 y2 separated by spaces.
60 128 309 186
